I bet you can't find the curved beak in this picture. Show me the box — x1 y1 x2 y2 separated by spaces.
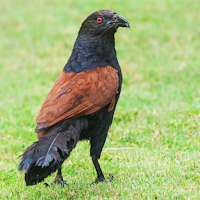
116 14 130 28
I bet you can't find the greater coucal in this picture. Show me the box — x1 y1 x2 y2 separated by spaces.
19 10 130 186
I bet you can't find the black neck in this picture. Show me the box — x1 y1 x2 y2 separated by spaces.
63 33 118 73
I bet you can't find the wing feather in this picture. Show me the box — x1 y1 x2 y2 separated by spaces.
35 65 119 133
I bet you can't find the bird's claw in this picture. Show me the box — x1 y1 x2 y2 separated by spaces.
44 176 67 187
108 174 113 182
91 175 113 184
91 176 105 184
44 182 49 187
53 176 67 187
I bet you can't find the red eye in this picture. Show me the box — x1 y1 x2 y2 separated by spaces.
97 17 102 23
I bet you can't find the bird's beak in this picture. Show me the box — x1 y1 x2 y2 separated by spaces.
116 14 130 28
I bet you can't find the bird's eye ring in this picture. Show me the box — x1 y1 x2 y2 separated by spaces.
97 17 102 23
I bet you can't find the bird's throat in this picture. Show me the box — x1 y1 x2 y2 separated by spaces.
63 34 117 73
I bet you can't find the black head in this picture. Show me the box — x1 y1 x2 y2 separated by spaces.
64 10 129 73
78 10 130 37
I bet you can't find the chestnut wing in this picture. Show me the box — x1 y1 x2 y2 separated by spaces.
35 65 119 133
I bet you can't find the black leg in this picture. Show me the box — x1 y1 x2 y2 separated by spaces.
91 158 105 184
44 166 67 187
89 108 115 184
93 158 105 178
53 166 67 187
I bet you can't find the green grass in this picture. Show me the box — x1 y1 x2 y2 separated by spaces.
0 0 200 199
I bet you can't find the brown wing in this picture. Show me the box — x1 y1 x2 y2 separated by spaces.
35 65 119 133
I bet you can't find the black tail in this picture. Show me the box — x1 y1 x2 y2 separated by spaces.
19 118 87 186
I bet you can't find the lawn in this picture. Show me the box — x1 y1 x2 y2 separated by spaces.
0 0 200 199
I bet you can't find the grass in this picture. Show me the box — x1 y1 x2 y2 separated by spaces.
0 0 200 199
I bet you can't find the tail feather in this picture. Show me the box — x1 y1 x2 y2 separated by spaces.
19 118 87 186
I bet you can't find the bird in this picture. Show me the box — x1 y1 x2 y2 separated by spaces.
19 10 130 186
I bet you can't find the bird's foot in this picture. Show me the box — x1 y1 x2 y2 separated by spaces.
44 175 67 187
108 174 114 182
91 176 105 184
91 175 113 184
53 175 67 187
